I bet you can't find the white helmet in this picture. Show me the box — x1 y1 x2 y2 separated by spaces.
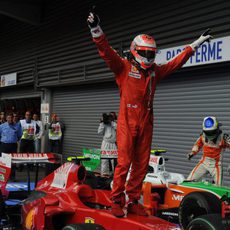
130 34 157 70
202 116 220 139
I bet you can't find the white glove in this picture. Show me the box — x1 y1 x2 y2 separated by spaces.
87 11 103 38
187 152 194 160
190 29 213 50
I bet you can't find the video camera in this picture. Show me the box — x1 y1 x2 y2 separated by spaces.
101 113 112 124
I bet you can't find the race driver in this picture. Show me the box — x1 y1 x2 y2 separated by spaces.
87 11 212 217
187 116 230 185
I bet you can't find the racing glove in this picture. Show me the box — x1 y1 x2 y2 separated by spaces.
87 10 103 38
187 152 194 160
190 29 213 50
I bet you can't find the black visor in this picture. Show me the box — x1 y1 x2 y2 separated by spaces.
203 129 218 137
137 50 156 59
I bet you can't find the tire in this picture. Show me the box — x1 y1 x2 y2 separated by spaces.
62 223 105 230
179 192 221 229
0 190 5 217
186 214 230 230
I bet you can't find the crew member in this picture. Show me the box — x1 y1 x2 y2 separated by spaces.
187 116 230 185
20 111 39 153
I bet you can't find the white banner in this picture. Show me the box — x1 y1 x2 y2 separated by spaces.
41 103 50 114
0 72 17 87
155 36 230 67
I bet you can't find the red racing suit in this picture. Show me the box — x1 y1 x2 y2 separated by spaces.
93 34 194 202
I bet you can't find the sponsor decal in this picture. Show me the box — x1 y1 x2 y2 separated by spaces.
12 153 48 158
162 211 178 217
128 65 141 79
149 156 158 164
0 174 4 182
127 104 138 109
146 175 158 178
85 217 95 224
0 168 6 173
101 150 118 158
51 163 73 188
82 148 101 171
172 194 184 201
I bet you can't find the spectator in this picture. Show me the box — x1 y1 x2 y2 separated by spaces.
20 111 39 153
98 112 117 176
0 113 22 154
0 113 22 180
33 113 43 153
0 112 5 124
48 114 64 154
13 112 21 152
13 112 20 125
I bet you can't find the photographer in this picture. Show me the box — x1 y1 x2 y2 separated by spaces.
98 112 117 177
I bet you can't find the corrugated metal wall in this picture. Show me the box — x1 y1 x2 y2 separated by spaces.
52 82 120 155
1 0 229 88
52 63 230 186
153 64 230 186
0 0 230 185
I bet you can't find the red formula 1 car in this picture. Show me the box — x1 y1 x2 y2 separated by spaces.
21 157 180 230
0 152 62 229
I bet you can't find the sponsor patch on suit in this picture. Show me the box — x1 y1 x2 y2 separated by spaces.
128 65 141 79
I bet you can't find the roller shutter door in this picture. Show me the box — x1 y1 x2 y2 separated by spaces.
53 65 230 185
52 82 120 157
0 87 41 100
154 66 230 186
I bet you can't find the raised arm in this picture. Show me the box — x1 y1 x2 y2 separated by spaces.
87 12 125 75
156 29 213 81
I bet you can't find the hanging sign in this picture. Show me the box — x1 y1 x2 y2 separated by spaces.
155 36 230 67
41 103 49 114
0 73 17 87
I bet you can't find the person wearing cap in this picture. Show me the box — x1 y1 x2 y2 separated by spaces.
48 114 64 154
187 116 230 185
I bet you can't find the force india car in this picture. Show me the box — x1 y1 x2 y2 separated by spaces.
142 150 230 229
21 157 180 230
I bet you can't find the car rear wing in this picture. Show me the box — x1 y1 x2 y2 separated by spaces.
9 153 62 164
0 153 62 197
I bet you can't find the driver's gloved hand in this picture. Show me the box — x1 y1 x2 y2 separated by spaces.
187 152 194 160
190 29 213 50
87 7 103 38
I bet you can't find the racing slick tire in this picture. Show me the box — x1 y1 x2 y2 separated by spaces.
179 192 221 229
186 214 230 230
0 190 5 217
62 223 105 230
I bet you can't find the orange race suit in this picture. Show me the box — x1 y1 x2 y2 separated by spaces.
188 132 230 185
93 34 194 202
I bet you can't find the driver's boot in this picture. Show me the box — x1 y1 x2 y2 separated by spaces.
127 200 148 216
111 193 126 218
111 201 125 218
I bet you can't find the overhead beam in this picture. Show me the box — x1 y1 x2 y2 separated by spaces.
0 0 43 25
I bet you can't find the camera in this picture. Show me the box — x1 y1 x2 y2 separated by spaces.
102 113 111 124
